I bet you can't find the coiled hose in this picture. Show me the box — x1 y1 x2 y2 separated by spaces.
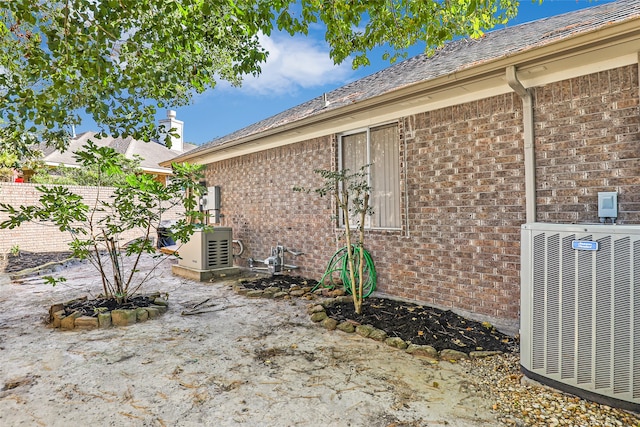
314 245 377 297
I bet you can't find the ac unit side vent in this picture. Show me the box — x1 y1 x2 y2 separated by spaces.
635 239 640 400
595 236 612 390
576 236 593 386
561 234 576 381
614 237 631 395
206 239 231 269
532 233 546 370
521 223 640 412
547 233 560 375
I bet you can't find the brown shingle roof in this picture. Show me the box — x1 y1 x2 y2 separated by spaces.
42 131 197 173
186 0 639 157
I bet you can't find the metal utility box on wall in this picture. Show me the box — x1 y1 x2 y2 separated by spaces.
201 186 222 224
520 223 640 412
201 186 220 211
177 227 233 270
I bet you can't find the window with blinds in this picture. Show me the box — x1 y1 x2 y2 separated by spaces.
339 123 401 229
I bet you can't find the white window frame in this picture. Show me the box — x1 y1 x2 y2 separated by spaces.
338 122 401 230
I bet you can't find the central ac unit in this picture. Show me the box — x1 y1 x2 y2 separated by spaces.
520 222 640 412
178 227 233 270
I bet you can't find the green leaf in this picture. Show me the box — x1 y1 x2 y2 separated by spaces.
1 0 519 154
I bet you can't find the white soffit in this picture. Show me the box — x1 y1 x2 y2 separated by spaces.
516 39 639 87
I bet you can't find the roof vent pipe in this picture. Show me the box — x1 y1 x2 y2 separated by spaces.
323 93 330 108
506 66 536 223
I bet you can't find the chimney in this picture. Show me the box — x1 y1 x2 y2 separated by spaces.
158 110 184 152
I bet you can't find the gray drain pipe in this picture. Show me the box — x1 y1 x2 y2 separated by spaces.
506 66 536 223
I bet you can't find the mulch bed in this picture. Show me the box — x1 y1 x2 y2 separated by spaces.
63 295 156 317
0 251 74 274
242 275 518 354
241 275 319 290
324 297 516 353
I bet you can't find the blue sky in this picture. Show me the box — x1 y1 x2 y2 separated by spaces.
80 0 617 146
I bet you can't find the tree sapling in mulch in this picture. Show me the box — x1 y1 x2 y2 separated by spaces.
295 166 373 315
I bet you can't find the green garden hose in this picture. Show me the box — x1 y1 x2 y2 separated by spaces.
315 245 377 297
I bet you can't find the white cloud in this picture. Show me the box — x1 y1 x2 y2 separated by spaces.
235 33 354 96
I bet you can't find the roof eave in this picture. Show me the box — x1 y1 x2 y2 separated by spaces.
163 17 640 167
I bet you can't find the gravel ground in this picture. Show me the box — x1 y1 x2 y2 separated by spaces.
469 353 640 426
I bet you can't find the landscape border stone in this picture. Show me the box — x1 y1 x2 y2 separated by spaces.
47 293 168 330
231 278 504 363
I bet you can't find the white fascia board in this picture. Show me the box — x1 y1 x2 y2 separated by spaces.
142 166 172 174
516 47 638 88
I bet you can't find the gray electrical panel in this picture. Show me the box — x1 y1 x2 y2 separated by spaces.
598 191 618 222
201 186 221 223
202 186 221 211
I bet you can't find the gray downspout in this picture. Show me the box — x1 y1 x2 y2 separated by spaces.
506 66 536 223
403 118 410 238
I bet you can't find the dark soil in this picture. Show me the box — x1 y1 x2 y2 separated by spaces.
0 251 74 273
324 297 517 353
63 295 155 317
241 275 319 290
243 275 518 355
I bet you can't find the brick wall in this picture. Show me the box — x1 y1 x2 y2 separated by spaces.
0 183 184 253
204 138 336 276
396 93 526 321
202 64 640 326
534 65 640 223
202 95 526 323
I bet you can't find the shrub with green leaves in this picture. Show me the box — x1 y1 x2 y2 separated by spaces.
295 166 373 314
0 141 207 303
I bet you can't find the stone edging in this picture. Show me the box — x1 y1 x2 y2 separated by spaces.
232 280 502 362
48 293 169 330
309 298 502 362
232 279 316 300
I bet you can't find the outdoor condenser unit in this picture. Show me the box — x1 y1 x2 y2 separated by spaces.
178 227 233 270
520 222 640 412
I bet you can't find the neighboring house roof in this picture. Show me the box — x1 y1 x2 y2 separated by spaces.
42 131 197 174
167 0 640 165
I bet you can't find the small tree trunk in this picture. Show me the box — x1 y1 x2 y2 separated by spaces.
340 187 361 314
357 193 369 305
106 236 124 303
93 244 110 298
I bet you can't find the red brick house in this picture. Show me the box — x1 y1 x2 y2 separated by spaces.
165 0 640 332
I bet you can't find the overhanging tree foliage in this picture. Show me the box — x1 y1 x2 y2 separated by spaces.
1 0 519 152
30 155 142 186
